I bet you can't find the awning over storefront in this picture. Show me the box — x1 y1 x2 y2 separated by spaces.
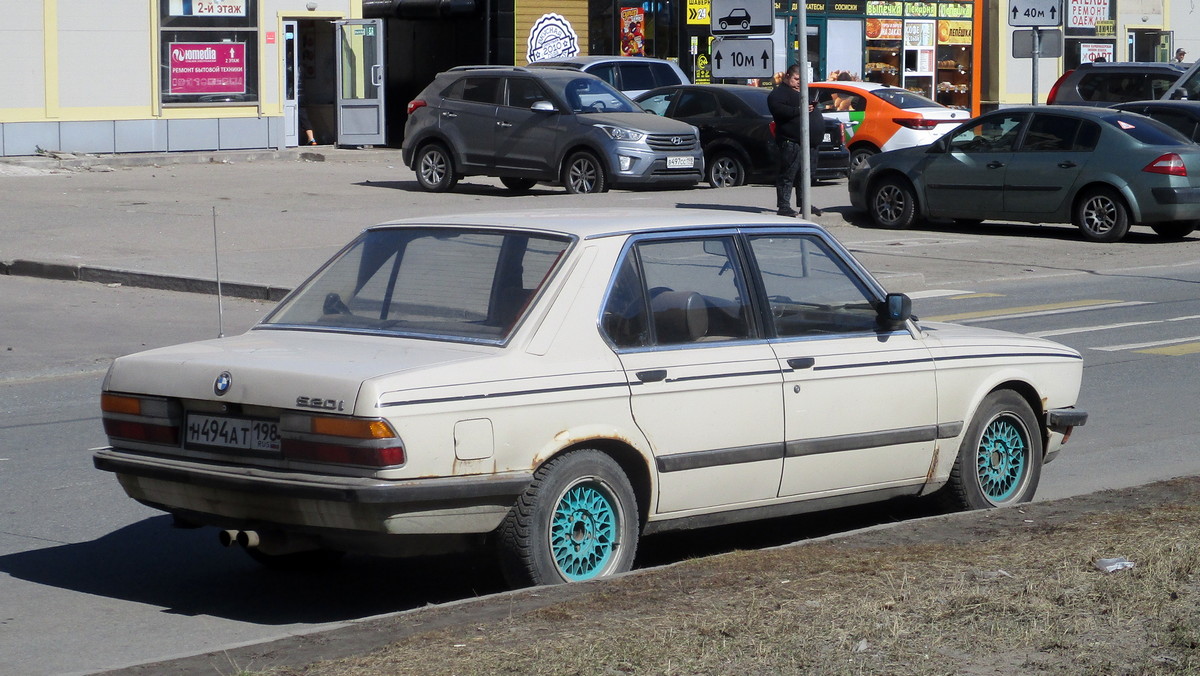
362 0 476 19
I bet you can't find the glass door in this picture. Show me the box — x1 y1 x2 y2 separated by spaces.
283 20 299 147
335 19 386 147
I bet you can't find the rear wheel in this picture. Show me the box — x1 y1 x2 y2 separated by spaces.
707 152 745 188
850 147 877 171
1150 221 1196 240
497 449 639 587
415 143 458 192
561 151 608 194
1074 187 1130 242
869 176 918 229
941 390 1043 511
500 177 537 193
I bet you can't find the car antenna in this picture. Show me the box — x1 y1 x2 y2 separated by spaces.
211 206 225 338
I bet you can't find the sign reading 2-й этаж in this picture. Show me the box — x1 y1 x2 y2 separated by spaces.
168 0 247 16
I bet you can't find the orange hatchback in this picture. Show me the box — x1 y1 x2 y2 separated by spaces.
810 81 969 170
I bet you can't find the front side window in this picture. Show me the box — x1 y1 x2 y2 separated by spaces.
264 228 570 343
748 235 880 337
946 113 1027 153
159 0 258 106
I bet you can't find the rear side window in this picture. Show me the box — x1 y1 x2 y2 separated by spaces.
588 63 618 88
1139 109 1200 141
871 87 940 109
1077 73 1179 103
1103 113 1191 145
648 62 684 87
445 77 500 104
619 64 657 92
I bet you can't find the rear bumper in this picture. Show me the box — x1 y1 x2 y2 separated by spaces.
1151 186 1200 205
94 447 532 535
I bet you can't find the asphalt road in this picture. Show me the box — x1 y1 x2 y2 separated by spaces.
3 152 1200 674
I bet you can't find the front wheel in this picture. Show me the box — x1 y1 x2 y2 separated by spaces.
707 152 745 188
561 151 609 194
1151 221 1196 240
869 176 918 229
1074 187 1130 242
941 390 1043 511
497 449 639 587
415 143 458 193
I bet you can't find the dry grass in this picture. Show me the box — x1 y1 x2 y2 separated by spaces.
265 501 1200 676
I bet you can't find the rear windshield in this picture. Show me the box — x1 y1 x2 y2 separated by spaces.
870 87 943 110
1100 112 1191 145
263 227 571 344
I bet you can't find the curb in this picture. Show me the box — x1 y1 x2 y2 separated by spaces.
1 259 291 301
0 147 328 171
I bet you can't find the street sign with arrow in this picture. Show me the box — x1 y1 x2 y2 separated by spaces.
1008 0 1062 27
710 37 774 79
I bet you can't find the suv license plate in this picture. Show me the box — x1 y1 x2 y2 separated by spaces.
667 156 694 169
822 133 832 143
185 414 281 452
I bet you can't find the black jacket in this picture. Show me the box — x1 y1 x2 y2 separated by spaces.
768 84 825 148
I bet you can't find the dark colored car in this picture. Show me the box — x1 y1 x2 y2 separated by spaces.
1113 100 1200 142
849 105 1200 242
402 66 703 194
1047 62 1187 106
635 84 850 188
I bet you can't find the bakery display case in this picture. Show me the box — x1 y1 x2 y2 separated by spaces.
865 40 901 86
935 43 971 109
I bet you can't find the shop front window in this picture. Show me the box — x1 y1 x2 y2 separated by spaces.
159 0 259 105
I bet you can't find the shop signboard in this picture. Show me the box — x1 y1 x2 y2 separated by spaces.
1067 0 1108 29
687 0 711 24
1080 42 1114 62
168 42 246 95
168 0 247 16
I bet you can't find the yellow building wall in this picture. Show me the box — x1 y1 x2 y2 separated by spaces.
516 0 590 65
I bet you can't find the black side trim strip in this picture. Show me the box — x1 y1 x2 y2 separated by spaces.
786 425 937 457
938 421 964 439
656 442 785 473
666 368 782 384
928 184 1004 191
380 380 629 408
932 351 1083 363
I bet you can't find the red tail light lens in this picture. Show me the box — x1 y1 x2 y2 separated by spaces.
406 99 427 116
1143 153 1188 176
280 414 406 468
892 117 944 130
1047 70 1073 105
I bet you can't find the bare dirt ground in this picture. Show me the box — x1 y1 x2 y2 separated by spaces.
108 476 1200 676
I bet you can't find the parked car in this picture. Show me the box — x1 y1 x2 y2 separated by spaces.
635 84 850 188
402 66 703 194
809 81 969 170
529 55 689 98
849 105 1200 242
95 208 1087 587
1047 62 1188 106
1113 100 1200 142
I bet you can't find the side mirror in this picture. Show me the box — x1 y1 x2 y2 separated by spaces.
878 292 912 331
926 137 948 153
531 100 556 112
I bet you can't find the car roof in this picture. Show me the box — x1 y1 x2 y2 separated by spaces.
533 55 681 67
442 65 603 83
1073 61 1187 72
371 208 824 241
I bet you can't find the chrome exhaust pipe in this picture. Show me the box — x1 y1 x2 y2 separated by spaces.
218 529 239 547
235 530 261 548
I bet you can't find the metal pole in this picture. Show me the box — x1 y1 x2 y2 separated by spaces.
1032 28 1040 105
798 0 811 218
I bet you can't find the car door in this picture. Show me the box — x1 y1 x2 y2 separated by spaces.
439 75 500 170
493 76 560 176
921 112 1027 219
745 232 939 498
601 234 785 514
670 88 723 147
1003 112 1097 215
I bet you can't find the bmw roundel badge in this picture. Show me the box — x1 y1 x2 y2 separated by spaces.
214 371 232 396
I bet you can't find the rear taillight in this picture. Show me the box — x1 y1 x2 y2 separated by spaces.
101 393 181 445
1046 70 1073 104
280 413 405 467
892 117 945 130
1143 153 1188 176
406 99 427 116
769 120 777 137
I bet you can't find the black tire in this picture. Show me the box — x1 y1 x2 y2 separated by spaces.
244 547 345 571
497 449 639 587
849 147 877 171
1074 187 1130 242
1150 221 1196 240
707 152 745 188
869 175 918 230
941 390 1043 511
415 143 458 192
500 177 537 193
561 151 608 194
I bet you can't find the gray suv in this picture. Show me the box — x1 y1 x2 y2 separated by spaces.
1047 62 1187 106
402 66 703 194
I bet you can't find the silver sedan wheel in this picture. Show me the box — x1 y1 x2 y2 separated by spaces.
1074 188 1129 243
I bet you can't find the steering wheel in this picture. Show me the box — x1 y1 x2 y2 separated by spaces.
323 292 351 315
589 101 607 113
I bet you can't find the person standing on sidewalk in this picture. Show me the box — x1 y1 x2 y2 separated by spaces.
768 64 823 217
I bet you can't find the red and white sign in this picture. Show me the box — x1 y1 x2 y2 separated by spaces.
1080 42 1114 62
1068 0 1109 29
169 42 246 95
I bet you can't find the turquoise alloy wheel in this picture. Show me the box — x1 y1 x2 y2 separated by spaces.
550 480 619 581
976 413 1028 503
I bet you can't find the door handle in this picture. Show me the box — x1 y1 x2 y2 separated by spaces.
636 369 667 383
1058 161 1077 168
787 357 815 370
497 121 512 128
441 111 457 118
986 160 1005 169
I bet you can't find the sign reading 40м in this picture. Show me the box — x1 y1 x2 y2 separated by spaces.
1008 0 1063 26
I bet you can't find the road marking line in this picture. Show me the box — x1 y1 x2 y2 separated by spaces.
1136 342 1200 356
907 289 975 299
925 300 1144 323
1031 314 1200 338
1093 335 1200 352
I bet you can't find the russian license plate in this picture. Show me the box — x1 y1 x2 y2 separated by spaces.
822 133 832 143
666 156 695 169
185 414 281 452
